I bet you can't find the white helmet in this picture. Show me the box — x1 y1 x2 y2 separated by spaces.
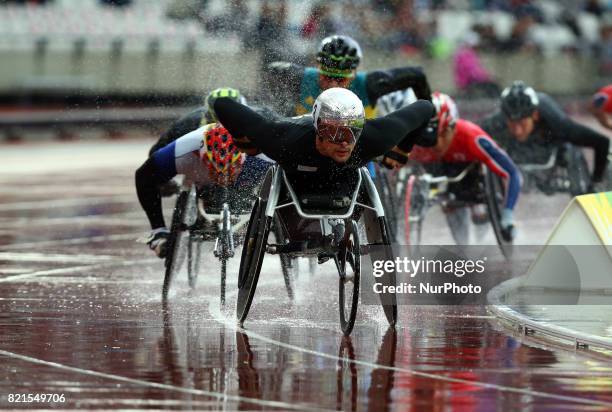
313 88 365 143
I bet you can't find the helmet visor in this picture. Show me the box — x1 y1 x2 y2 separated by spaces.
317 121 362 145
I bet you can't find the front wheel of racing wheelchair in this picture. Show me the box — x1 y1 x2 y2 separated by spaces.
162 184 199 300
482 165 514 252
398 163 514 252
236 165 397 335
162 181 293 304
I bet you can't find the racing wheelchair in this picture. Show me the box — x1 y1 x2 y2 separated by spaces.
161 182 294 304
237 165 397 336
392 162 511 249
517 144 591 196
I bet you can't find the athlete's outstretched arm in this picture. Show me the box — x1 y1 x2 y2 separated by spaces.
214 97 286 157
366 67 432 102
358 100 434 160
472 135 522 210
135 157 170 230
558 120 610 182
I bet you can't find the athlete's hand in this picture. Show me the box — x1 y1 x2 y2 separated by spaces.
500 208 515 242
233 135 261 156
381 147 410 169
146 228 170 259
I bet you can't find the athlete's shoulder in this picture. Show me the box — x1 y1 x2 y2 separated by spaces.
536 92 562 112
287 114 314 127
456 118 489 136
478 111 505 130
536 92 567 123
173 124 214 156
598 84 612 96
593 85 612 112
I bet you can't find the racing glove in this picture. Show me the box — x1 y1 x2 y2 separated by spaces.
500 208 515 242
146 227 170 259
382 147 410 169
233 135 261 156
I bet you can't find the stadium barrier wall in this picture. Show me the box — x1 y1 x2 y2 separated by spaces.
0 44 603 98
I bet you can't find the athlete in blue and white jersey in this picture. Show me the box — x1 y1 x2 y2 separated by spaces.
135 122 272 258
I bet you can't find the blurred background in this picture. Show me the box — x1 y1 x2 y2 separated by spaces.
1 0 611 141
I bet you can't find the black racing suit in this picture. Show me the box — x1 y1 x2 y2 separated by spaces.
479 93 610 183
213 97 434 196
148 105 280 157
262 62 432 117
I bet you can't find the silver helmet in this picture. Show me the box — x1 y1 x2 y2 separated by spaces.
312 88 365 143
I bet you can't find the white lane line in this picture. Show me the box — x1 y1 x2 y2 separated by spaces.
0 265 99 283
0 252 116 263
0 196 134 211
0 258 158 283
0 233 138 250
208 296 612 408
0 349 327 412
0 216 144 228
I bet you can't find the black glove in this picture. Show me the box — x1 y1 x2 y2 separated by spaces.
413 121 438 148
233 135 261 156
381 147 409 169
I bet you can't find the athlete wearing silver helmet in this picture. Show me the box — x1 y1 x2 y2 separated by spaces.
213 88 433 195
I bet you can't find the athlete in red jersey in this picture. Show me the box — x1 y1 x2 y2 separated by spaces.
591 85 612 130
409 93 522 242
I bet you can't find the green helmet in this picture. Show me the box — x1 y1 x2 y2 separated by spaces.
204 87 247 123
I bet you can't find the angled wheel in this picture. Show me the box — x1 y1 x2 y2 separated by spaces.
338 219 361 336
236 197 272 324
483 166 513 254
162 190 190 300
566 145 591 196
274 215 294 300
220 257 227 306
374 167 399 242
187 232 202 289
402 174 425 245
219 204 233 307
377 217 398 327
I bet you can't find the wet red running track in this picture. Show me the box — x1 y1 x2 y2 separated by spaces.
1 140 611 410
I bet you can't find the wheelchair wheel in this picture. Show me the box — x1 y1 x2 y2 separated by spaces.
374 167 398 242
483 167 513 252
566 146 590 196
402 174 425 245
338 219 361 336
220 257 227 306
236 197 271 323
273 215 294 300
377 217 398 327
187 231 202 289
162 190 190 299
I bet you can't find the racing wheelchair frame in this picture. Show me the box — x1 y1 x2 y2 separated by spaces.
161 182 294 304
237 165 397 336
395 162 512 250
517 144 590 196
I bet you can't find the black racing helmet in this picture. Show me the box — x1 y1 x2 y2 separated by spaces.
316 35 362 78
500 81 539 121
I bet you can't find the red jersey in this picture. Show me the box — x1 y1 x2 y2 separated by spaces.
409 119 521 209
